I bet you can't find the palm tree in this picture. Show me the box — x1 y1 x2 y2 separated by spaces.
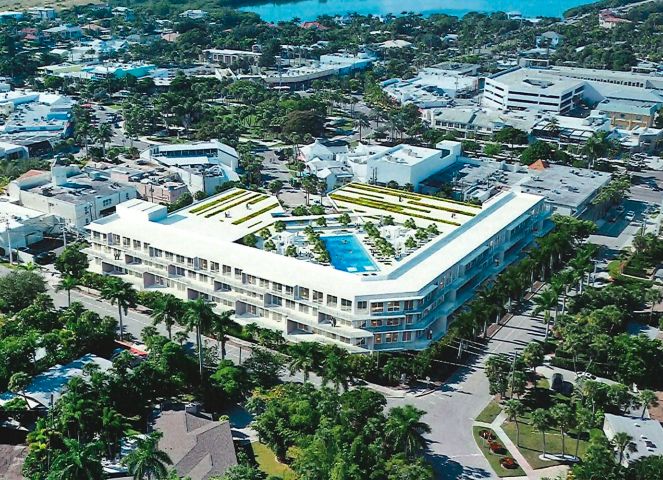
504 399 524 446
57 275 79 307
611 431 633 465
573 406 592 460
150 294 183 341
639 389 659 419
320 346 353 392
533 287 558 343
645 289 663 322
287 342 319 383
8 371 30 403
94 123 113 155
212 309 235 360
50 439 104 480
182 298 216 379
99 406 131 460
100 278 137 341
531 408 550 458
551 403 575 457
385 405 431 459
355 112 370 142
122 432 172 480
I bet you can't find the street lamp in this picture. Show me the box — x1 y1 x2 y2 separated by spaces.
5 219 12 265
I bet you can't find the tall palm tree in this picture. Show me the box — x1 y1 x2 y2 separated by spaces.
122 432 172 480
287 342 319 383
320 346 353 392
50 439 104 480
531 408 550 458
100 278 137 341
551 403 574 457
611 431 633 465
150 294 183 341
94 123 113 155
533 287 558 343
212 309 235 360
355 112 370 142
57 275 79 307
182 297 216 379
574 406 592 460
99 406 131 460
385 405 431 459
504 399 524 447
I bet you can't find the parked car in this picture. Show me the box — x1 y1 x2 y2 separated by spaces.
577 372 597 381
625 211 636 222
34 251 56 265
551 373 564 392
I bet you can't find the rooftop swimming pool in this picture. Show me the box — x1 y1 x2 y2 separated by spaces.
322 234 379 273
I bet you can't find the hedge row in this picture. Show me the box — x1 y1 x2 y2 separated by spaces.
247 194 269 205
205 193 263 218
407 200 477 217
190 189 248 214
347 182 481 209
232 203 280 225
330 194 461 226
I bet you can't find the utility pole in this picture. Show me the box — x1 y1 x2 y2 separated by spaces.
5 219 12 264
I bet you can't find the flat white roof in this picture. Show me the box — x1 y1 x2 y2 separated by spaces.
89 186 544 298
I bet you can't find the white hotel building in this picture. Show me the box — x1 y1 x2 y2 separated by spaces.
86 186 549 352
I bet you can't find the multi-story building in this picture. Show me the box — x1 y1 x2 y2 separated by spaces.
86 185 549 352
200 49 262 66
483 68 584 114
8 165 137 229
140 140 239 171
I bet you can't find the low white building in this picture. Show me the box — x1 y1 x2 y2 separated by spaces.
0 141 28 160
179 9 208 20
8 165 137 229
383 66 479 108
0 200 57 256
140 140 240 172
201 49 261 65
302 139 463 191
171 164 240 196
603 414 663 466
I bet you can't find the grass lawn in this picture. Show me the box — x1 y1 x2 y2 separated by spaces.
502 416 603 469
472 427 526 477
476 400 502 424
250 442 296 480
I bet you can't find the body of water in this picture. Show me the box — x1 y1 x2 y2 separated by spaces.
240 0 598 22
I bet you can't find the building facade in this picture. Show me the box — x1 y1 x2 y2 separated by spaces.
86 188 549 352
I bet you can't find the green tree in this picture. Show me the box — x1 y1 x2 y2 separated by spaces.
531 408 550 458
100 277 137 341
122 432 172 480
8 371 30 403
0 269 46 312
212 309 235 360
182 298 216 380
504 399 524 446
385 405 431 459
551 403 575 457
638 389 658 419
221 464 266 480
287 342 319 383
150 294 183 341
55 243 90 279
533 287 558 343
611 431 634 465
56 275 79 307
47 439 104 480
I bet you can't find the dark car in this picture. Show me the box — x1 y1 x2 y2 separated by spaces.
34 251 56 265
551 373 564 392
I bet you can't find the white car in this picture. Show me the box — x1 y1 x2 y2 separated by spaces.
625 211 635 222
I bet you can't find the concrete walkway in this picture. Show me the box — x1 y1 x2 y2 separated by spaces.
474 411 569 480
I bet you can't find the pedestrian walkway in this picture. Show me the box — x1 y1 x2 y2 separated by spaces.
474 411 569 480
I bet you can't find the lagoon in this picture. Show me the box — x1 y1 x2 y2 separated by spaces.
240 0 598 22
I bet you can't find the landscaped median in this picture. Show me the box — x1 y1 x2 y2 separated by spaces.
472 426 525 477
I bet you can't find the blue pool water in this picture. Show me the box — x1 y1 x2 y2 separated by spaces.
241 0 598 23
322 234 379 273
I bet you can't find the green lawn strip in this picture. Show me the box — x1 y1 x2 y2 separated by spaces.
472 426 526 477
476 400 502 424
205 193 262 219
190 189 249 214
232 203 280 225
330 193 461 226
251 442 296 480
407 199 477 217
247 194 269 205
341 187 388 200
501 416 602 470
348 182 481 209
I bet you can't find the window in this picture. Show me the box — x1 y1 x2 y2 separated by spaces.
222 265 231 276
404 300 416 311
341 298 352 311
122 237 130 247
327 295 338 307
402 331 412 342
299 304 309 314
176 254 185 264
211 262 220 272
285 286 294 296
286 300 296 310
406 314 417 324
386 317 401 326
298 287 310 300
371 302 384 314
234 268 242 280
313 290 323 303
199 259 208 270
387 301 400 312
165 252 173 260
370 319 383 327
385 332 398 343
246 275 257 285
375 334 382 344
259 278 269 288
357 300 368 311
102 198 113 207
273 282 283 293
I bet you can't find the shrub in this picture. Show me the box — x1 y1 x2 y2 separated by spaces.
500 457 518 469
